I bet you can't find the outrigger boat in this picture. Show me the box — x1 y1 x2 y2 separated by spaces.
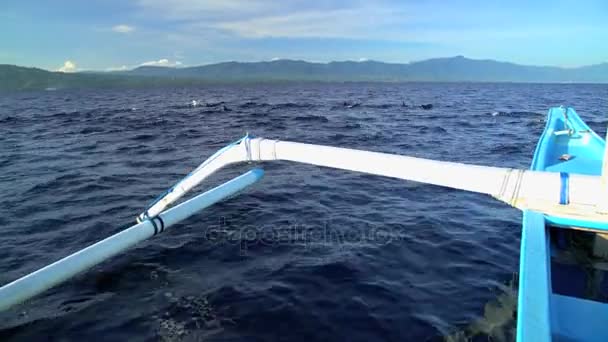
520 107 608 342
0 107 606 341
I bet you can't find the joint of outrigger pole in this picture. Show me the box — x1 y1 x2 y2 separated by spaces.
147 215 165 236
137 211 165 234
243 134 253 163
137 210 152 224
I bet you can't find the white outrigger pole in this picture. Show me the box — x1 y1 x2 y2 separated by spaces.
1 134 607 312
141 135 607 223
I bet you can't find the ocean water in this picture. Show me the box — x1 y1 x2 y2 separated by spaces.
0 82 606 341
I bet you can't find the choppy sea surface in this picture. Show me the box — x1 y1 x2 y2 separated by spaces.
0 83 607 341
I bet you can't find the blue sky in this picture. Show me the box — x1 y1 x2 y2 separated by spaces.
1 0 607 71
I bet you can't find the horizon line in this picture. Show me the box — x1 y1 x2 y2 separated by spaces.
3 55 607 73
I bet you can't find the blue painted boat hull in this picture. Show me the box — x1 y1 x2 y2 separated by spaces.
517 107 608 341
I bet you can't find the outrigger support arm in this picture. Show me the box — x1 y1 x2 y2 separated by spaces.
2 135 607 312
0 169 264 312
141 136 607 223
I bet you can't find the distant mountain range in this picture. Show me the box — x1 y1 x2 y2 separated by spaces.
2 56 608 90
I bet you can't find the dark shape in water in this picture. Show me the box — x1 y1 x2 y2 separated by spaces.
420 104 433 110
294 115 329 123
205 101 225 107
343 101 360 109
239 101 268 108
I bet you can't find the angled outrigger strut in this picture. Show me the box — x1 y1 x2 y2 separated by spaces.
1 134 607 312
141 134 608 224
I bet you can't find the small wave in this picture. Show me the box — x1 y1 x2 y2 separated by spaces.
268 122 287 130
424 114 451 120
490 143 527 154
240 101 257 108
525 118 545 128
79 127 105 134
71 183 114 193
104 108 138 115
329 133 351 141
311 261 359 282
455 120 475 128
182 128 202 137
115 144 146 153
510 111 541 116
24 173 83 195
293 115 329 123
205 101 225 107
170 101 224 110
488 111 541 117
587 120 608 126
430 126 447 134
132 133 156 142
239 101 270 109
51 110 80 118
331 101 362 110
363 103 394 109
0 158 12 169
169 104 193 110
0 116 18 124
271 102 313 110
408 124 447 134
250 111 269 117
410 124 429 131
65 142 98 153
341 123 362 129
343 102 361 109
359 132 386 143
200 105 232 113
90 262 168 293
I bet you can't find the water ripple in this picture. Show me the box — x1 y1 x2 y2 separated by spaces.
0 82 606 341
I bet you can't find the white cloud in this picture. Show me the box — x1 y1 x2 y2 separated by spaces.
214 8 405 39
136 0 301 21
139 58 183 67
131 1 370 39
133 1 420 41
112 24 135 33
57 60 77 73
132 1 606 46
69 0 604 67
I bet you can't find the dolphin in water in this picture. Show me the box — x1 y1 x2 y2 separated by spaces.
205 101 225 107
343 101 360 109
